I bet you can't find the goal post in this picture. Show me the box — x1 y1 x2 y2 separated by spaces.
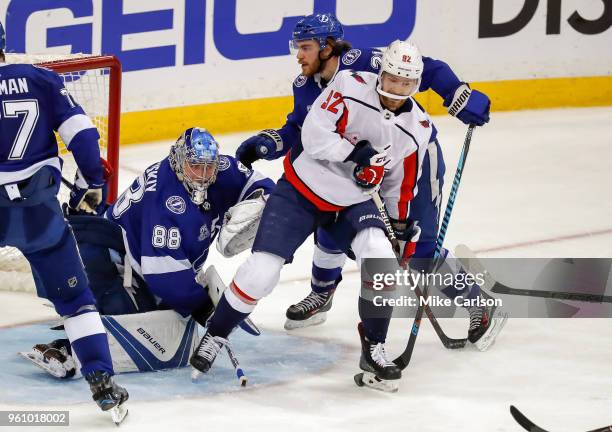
0 53 122 292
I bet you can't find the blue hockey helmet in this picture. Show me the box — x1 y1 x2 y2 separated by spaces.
290 13 344 51
169 127 220 205
0 20 5 52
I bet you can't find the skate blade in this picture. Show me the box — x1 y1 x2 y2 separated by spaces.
354 372 399 393
17 352 69 379
110 404 128 426
191 367 203 382
473 312 509 352
284 312 327 330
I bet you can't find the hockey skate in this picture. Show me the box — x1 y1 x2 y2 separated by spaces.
467 293 508 351
284 289 335 330
353 323 401 392
85 371 129 425
18 338 77 379
190 331 228 380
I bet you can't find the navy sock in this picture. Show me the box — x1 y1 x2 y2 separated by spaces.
207 295 250 339
358 296 392 343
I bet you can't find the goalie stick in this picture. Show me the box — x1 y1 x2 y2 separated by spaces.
510 405 612 432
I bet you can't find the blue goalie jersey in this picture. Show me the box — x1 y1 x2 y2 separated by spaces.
0 63 103 187
106 155 274 314
275 47 461 156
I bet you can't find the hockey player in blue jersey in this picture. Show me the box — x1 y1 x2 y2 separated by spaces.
235 13 492 333
106 127 273 320
0 21 127 422
23 127 273 377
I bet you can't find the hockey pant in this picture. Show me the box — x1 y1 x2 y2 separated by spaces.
0 167 113 376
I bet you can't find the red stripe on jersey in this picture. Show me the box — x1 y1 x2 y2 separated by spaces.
398 152 418 220
230 281 258 305
283 150 344 212
335 100 349 136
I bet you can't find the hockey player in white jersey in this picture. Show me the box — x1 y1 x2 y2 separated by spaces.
236 13 492 332
189 41 447 391
21 127 273 379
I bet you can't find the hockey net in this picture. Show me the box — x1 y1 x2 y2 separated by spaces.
0 54 121 292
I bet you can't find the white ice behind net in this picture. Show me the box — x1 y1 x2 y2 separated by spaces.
1 54 111 292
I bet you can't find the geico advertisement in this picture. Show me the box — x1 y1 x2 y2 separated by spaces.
0 0 609 111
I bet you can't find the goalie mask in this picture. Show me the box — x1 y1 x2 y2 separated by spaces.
169 127 219 206
376 40 423 101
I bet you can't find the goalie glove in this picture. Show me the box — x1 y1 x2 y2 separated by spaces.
216 194 267 257
391 218 421 266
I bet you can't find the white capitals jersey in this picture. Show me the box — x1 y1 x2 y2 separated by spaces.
284 70 437 220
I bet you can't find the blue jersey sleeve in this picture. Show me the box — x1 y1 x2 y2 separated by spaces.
225 156 275 201
46 70 103 187
276 78 309 157
419 56 462 101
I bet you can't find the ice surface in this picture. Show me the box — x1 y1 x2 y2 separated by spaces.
1 108 611 431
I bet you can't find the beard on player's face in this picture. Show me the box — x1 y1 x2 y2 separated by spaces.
295 40 324 77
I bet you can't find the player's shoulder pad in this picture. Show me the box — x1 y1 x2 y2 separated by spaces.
340 47 382 73
217 154 252 180
334 69 377 90
30 64 64 85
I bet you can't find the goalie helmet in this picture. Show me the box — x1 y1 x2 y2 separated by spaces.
169 127 219 206
376 40 424 100
0 20 5 51
290 13 344 51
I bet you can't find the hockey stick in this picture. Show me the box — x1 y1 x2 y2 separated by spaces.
491 286 612 304
371 192 467 355
392 124 475 369
455 245 612 304
225 344 247 387
510 405 612 432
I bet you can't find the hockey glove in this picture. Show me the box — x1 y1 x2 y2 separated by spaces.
235 129 283 169
391 218 421 266
345 140 388 192
444 83 491 126
68 157 112 215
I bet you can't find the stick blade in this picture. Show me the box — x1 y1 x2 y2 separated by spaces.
510 405 549 432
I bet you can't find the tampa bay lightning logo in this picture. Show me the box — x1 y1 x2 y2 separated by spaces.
166 196 186 214
218 156 230 171
294 75 307 88
342 49 362 66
